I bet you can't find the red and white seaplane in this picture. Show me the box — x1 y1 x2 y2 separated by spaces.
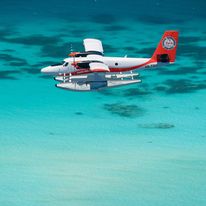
41 30 178 91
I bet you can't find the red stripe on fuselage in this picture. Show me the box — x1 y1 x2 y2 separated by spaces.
61 58 155 76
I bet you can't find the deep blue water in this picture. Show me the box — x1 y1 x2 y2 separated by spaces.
0 1 206 206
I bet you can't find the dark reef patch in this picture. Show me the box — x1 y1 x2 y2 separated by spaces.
8 61 27 67
194 60 206 69
75 112 83 115
70 29 90 37
190 76 199 79
104 25 127 31
179 36 201 44
90 14 117 24
0 70 21 80
138 123 175 129
158 66 200 75
1 49 15 52
124 46 137 51
0 53 28 67
178 44 206 61
123 88 152 97
165 79 206 94
155 86 167 92
154 79 206 94
137 15 185 25
0 28 14 39
22 67 40 74
0 76 18 80
41 43 69 58
0 53 27 63
38 75 51 79
136 47 153 57
103 44 117 53
98 89 117 96
1 34 62 46
104 103 145 117
99 84 150 97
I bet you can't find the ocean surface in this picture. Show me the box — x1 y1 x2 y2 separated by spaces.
0 0 206 205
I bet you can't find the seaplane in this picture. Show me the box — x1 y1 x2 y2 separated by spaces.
41 30 178 91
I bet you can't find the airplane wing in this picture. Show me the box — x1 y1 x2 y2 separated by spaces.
83 39 104 55
89 62 110 72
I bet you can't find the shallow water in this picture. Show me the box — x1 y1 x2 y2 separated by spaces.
0 1 206 206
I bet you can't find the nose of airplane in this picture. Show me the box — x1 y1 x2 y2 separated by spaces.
41 66 60 74
41 66 51 73
41 64 69 75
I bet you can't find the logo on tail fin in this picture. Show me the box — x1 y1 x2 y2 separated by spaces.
162 37 176 50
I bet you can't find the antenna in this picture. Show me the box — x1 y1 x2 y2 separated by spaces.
70 43 73 53
70 43 75 64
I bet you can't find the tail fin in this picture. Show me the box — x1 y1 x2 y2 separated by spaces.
151 31 178 63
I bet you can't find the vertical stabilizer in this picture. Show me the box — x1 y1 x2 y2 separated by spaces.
151 31 179 63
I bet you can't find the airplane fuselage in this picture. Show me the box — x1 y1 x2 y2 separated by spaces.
41 56 154 75
41 31 178 91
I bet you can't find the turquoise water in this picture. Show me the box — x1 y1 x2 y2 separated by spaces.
0 1 206 205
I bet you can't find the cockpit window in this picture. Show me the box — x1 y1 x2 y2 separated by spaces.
63 62 69 66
